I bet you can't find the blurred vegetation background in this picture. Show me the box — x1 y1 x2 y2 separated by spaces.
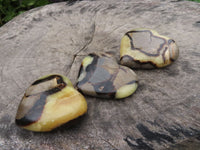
0 0 199 27
0 0 70 26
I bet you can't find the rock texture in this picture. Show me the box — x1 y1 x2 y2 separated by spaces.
76 53 138 99
0 0 200 149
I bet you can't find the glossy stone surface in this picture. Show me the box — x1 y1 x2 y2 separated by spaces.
77 53 138 99
1 1 200 149
15 74 87 132
120 29 179 69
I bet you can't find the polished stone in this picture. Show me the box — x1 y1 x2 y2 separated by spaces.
120 29 179 69
77 53 138 99
15 74 87 132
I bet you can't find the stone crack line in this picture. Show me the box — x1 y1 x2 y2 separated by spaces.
76 22 96 55
91 121 118 150
66 22 96 76
97 24 126 45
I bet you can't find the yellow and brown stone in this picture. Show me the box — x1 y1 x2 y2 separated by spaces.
120 29 179 69
76 53 138 99
15 74 87 132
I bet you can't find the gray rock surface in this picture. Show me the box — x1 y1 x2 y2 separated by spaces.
0 0 200 149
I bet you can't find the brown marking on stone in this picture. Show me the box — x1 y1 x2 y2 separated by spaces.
16 76 67 127
125 30 168 57
32 75 62 86
120 55 157 68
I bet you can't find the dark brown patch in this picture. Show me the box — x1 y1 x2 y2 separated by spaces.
93 80 116 98
124 136 154 150
77 54 118 98
77 54 99 87
125 30 167 57
120 55 157 69
137 124 175 143
16 76 67 127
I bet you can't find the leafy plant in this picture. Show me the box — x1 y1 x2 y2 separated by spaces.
0 0 49 26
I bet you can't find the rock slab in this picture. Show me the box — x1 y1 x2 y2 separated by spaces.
0 0 200 149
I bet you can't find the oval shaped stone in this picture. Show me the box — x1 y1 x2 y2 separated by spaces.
120 29 179 69
76 53 138 99
15 74 87 132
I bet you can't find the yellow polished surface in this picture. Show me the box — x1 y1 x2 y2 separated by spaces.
115 83 138 99
23 87 87 132
120 29 179 68
16 74 87 132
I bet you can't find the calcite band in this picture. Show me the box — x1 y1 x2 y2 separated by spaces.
120 29 179 69
15 74 87 132
77 53 138 99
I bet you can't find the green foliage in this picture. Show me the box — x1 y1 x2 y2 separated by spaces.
0 0 49 26
189 0 200 2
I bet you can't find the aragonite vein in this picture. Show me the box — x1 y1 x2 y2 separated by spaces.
120 29 179 69
15 74 87 132
76 53 138 99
